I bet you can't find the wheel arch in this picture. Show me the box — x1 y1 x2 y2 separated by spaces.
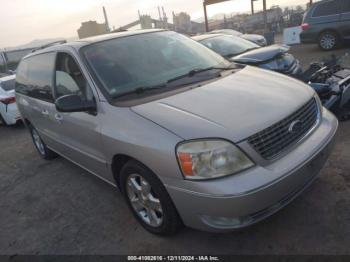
318 28 341 40
23 118 32 127
111 154 143 189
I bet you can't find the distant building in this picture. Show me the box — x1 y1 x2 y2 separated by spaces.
140 15 153 29
77 20 108 39
190 22 206 35
173 12 192 34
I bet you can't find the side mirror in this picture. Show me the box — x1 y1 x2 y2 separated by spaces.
55 94 96 113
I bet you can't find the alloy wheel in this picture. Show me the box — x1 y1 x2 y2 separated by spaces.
32 129 45 156
320 34 336 50
126 174 163 227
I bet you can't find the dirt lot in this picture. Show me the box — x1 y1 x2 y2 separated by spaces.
1 43 350 255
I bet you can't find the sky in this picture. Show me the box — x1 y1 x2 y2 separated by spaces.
0 0 309 48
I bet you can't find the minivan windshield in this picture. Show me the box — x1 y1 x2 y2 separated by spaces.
82 31 231 98
200 35 259 58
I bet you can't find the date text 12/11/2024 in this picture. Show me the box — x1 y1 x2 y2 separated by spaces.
127 256 220 261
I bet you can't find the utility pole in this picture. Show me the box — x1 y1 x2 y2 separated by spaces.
203 0 230 32
251 0 259 15
263 0 268 33
204 2 209 32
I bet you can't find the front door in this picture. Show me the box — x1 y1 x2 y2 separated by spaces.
51 51 108 177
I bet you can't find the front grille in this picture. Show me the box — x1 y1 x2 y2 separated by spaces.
248 98 319 160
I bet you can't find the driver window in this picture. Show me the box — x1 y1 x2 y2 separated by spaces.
55 52 94 101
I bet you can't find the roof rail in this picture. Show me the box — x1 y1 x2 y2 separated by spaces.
31 40 67 53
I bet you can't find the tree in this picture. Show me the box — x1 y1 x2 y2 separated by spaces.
295 5 304 12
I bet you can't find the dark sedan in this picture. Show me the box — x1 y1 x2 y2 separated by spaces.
193 34 302 77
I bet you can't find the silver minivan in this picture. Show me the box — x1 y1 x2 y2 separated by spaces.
16 29 338 235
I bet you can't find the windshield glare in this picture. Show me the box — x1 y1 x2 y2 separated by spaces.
82 31 230 98
200 35 259 57
213 29 242 36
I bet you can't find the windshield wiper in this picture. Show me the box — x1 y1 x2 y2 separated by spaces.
113 65 236 100
113 83 167 99
167 66 235 83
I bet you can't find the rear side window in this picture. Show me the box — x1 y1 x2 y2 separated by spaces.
312 0 341 17
1 78 15 91
16 52 56 102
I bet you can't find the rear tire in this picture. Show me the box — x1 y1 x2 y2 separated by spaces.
29 125 58 160
318 31 339 51
120 160 182 235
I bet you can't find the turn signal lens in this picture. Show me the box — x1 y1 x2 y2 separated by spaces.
301 23 310 30
178 153 194 176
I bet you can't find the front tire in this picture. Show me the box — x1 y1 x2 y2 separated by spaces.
29 125 57 160
318 31 339 51
120 160 182 235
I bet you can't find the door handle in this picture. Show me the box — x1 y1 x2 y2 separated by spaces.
41 110 49 116
54 114 63 123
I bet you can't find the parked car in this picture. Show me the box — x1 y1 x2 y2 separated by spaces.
0 48 33 77
210 29 267 46
16 29 338 235
193 34 302 77
300 0 350 51
0 75 21 126
0 52 9 78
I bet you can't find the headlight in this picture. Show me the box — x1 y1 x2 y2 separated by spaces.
260 60 279 70
259 38 267 46
176 140 254 180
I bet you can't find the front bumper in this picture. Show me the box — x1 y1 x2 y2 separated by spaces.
165 109 337 232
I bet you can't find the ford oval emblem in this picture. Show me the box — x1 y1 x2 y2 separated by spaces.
288 120 303 134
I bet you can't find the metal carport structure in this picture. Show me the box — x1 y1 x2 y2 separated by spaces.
203 0 314 32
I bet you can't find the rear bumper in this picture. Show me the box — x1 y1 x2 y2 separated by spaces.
300 32 317 44
166 110 337 232
0 103 21 125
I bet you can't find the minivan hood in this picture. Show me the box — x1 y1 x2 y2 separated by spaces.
232 45 290 64
132 66 314 142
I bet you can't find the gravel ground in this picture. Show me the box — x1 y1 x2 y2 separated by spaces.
0 44 349 255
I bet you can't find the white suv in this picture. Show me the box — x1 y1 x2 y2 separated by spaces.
0 75 20 126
